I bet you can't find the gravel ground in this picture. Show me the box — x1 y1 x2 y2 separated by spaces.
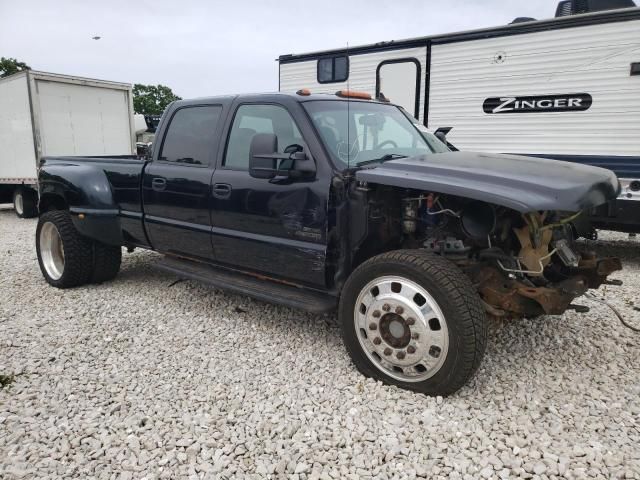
1 206 639 480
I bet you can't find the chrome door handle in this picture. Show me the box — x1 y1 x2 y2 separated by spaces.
212 183 232 199
151 177 167 191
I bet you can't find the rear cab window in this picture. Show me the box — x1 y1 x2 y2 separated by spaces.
159 105 222 165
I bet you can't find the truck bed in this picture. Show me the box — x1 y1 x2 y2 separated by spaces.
39 155 149 247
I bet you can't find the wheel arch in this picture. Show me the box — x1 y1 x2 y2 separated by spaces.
38 192 68 213
38 164 123 246
39 163 117 212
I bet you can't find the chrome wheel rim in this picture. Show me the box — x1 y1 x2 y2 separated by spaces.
15 192 24 215
354 276 449 383
40 222 65 280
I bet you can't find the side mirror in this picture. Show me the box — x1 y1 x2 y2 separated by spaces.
249 133 279 179
433 126 459 152
249 133 316 180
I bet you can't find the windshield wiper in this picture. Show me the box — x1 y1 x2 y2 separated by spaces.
356 154 408 168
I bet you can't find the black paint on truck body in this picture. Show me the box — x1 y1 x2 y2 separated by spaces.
38 92 620 293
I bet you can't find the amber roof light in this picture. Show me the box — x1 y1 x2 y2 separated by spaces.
335 90 372 100
296 88 311 96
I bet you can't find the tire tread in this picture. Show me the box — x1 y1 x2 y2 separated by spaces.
92 243 122 283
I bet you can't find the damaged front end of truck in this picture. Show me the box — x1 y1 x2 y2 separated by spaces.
349 151 623 319
461 210 622 318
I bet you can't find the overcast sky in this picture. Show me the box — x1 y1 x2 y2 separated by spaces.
1 0 556 98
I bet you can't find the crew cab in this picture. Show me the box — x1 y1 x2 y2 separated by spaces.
36 91 622 395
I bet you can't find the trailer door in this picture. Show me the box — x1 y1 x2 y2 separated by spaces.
0 73 37 183
376 59 421 119
35 80 132 156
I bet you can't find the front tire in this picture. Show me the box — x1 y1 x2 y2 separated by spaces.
339 250 487 396
13 187 38 219
36 211 94 288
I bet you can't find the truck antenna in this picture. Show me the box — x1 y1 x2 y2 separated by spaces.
346 42 350 168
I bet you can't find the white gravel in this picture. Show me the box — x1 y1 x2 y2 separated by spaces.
1 206 639 479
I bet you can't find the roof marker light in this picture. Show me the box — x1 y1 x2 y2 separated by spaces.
296 88 311 96
335 90 372 100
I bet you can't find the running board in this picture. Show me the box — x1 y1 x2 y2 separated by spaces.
155 256 337 314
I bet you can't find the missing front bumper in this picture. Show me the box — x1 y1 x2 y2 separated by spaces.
468 255 622 318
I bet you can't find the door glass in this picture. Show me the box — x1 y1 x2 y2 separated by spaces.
159 106 222 165
224 104 304 170
377 61 420 119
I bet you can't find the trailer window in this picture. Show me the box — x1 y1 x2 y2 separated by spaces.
159 106 222 165
318 56 349 83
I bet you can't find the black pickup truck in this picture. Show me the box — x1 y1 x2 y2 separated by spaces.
36 91 622 395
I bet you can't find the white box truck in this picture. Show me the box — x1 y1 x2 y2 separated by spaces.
278 0 640 234
0 70 135 217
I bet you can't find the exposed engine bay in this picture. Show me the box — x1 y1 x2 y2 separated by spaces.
356 186 623 319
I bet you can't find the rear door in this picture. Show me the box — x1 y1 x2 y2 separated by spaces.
35 80 132 155
209 99 330 287
376 59 422 120
142 103 224 260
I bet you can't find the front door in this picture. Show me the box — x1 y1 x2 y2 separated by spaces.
376 59 422 120
210 102 329 287
142 104 223 260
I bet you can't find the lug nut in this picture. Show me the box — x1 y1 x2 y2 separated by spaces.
372 310 381 318
382 304 391 312
395 306 404 315
373 337 382 345
406 317 416 326
396 351 406 360
369 323 377 330
384 348 392 356
407 346 416 354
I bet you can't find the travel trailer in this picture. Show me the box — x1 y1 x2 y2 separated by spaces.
278 0 640 233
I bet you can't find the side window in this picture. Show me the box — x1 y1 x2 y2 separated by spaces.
159 105 222 165
317 55 349 83
224 104 304 170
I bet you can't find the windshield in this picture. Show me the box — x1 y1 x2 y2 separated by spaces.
303 100 449 168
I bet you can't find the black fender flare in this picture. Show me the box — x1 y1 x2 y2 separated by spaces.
38 164 124 246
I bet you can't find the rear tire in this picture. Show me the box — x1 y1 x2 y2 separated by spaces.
339 250 487 396
36 211 94 288
13 187 38 219
92 243 122 283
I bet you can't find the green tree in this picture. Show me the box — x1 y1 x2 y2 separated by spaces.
133 84 182 115
0 57 30 78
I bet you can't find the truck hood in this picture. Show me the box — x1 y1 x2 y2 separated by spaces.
354 151 620 213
